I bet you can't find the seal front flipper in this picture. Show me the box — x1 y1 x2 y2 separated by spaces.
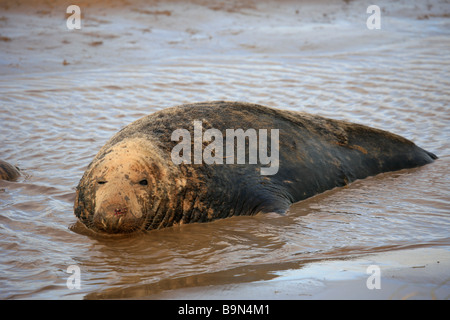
202 172 292 219
236 181 293 216
254 194 292 215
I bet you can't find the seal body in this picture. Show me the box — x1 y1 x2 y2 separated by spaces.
0 160 20 181
74 101 437 234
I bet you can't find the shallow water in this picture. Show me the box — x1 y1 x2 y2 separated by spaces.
0 1 449 299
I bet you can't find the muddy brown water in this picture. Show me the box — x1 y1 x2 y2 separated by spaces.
0 1 449 299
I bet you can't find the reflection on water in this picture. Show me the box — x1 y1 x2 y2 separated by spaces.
0 1 449 299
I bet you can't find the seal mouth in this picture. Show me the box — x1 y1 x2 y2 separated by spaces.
92 207 145 234
114 207 128 216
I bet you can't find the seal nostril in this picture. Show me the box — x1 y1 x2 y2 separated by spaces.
114 208 128 216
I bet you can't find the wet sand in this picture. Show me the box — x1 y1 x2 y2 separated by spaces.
0 0 449 300
2 0 449 75
144 247 450 300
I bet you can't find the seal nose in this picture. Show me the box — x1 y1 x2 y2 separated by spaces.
114 207 128 216
93 203 132 233
102 203 129 218
93 200 145 233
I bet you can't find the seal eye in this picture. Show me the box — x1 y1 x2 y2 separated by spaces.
139 179 148 186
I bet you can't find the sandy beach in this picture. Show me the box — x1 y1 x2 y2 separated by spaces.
143 247 450 300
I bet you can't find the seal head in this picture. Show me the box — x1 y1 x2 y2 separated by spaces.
74 137 177 233
0 160 20 181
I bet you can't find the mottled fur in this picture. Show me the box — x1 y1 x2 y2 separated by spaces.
74 101 437 233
